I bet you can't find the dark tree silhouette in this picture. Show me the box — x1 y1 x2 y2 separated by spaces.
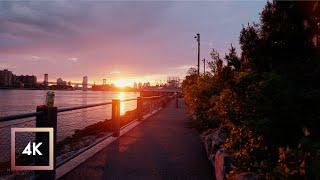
183 1 320 178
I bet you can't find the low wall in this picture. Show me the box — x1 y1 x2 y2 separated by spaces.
201 129 262 180
140 91 176 97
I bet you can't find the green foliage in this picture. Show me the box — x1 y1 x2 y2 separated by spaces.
182 1 320 178
221 122 272 176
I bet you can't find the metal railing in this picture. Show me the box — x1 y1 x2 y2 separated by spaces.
0 111 43 122
0 95 174 179
0 96 167 122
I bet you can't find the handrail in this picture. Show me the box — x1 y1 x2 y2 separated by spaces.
0 111 43 122
120 98 137 102
57 102 112 113
0 96 164 122
141 95 162 99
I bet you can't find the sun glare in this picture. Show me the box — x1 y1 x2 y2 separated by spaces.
114 79 131 87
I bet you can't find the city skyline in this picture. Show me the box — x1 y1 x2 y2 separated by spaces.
0 68 176 89
0 68 174 86
0 1 266 84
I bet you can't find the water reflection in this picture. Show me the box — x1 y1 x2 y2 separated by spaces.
119 92 125 115
81 92 88 121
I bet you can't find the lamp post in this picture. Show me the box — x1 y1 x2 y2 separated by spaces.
202 58 206 74
194 33 200 76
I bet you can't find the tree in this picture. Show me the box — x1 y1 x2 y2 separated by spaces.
182 0 320 178
225 44 241 71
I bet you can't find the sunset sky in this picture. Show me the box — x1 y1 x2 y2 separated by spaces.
0 1 266 85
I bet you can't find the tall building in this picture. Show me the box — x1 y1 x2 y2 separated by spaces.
0 69 38 88
44 74 48 86
82 76 88 91
16 75 37 88
0 69 13 87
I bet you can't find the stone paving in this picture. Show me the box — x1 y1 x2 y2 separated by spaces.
61 99 214 180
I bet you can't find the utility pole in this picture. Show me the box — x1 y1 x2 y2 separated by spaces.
194 33 200 76
202 58 206 74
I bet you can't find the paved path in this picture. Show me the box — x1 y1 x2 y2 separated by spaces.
61 99 214 180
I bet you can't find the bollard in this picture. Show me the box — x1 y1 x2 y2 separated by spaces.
137 97 142 120
112 99 120 137
35 105 57 180
45 91 55 108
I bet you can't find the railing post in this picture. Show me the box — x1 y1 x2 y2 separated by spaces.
137 97 142 120
156 96 159 109
35 105 57 180
175 93 179 108
161 96 165 108
112 99 120 137
150 97 154 112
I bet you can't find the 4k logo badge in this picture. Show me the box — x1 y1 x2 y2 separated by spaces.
11 128 54 171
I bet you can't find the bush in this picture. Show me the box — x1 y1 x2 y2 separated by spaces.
182 1 320 178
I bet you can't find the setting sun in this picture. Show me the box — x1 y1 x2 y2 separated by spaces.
114 79 132 87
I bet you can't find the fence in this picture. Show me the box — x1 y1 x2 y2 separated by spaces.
0 95 174 179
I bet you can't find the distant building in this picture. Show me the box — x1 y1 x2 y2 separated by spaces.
167 76 180 88
0 69 13 87
0 69 39 88
57 78 67 86
82 76 88 91
143 82 150 88
44 74 48 87
16 75 37 88
48 77 72 90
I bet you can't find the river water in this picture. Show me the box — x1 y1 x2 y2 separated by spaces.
0 90 139 162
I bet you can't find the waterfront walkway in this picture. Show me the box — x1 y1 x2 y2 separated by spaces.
61 99 214 179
